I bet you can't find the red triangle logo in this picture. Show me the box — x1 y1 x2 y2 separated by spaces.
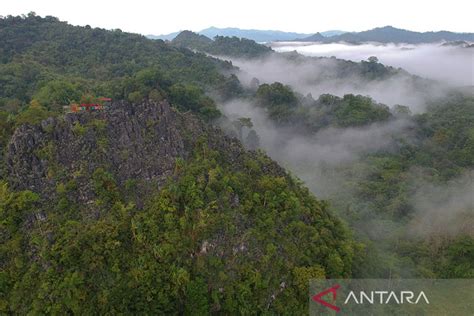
312 284 341 312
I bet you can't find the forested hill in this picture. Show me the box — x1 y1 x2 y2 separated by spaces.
0 13 240 118
1 13 472 314
0 14 360 314
1 100 359 314
171 30 273 58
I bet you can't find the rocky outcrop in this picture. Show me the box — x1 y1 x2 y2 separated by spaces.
6 100 284 204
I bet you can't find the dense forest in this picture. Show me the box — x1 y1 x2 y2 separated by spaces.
0 13 472 314
235 83 474 278
171 28 473 279
170 33 472 280
171 31 272 59
0 13 360 314
0 13 246 120
2 98 361 314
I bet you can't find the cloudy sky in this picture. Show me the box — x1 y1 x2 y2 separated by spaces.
2 0 473 35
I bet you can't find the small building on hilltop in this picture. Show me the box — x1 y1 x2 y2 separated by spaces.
64 97 112 113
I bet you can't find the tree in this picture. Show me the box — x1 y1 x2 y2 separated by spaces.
149 89 164 102
217 74 243 100
232 117 253 141
14 101 50 127
256 82 298 108
128 91 143 103
34 80 81 110
368 56 379 63
169 84 221 120
185 278 209 315
393 104 412 116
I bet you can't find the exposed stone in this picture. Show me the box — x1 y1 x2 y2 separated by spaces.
6 100 285 206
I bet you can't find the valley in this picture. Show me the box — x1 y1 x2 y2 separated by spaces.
0 11 472 314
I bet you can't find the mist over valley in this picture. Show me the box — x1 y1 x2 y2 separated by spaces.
0 8 472 314
271 41 474 86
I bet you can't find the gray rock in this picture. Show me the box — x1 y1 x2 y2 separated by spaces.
6 100 284 206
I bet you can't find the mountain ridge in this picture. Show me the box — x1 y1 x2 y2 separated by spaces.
298 25 474 43
148 25 474 43
149 27 347 42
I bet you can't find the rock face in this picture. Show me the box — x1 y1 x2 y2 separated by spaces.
7 100 282 203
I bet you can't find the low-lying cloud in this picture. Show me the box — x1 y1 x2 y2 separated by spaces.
226 53 447 112
271 42 474 87
409 170 474 238
219 98 473 242
216 43 472 247
220 99 413 198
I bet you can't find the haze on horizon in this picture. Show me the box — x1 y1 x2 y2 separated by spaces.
2 0 473 36
271 42 474 86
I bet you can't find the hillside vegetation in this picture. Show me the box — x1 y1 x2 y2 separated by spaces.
0 13 472 314
0 13 241 120
240 81 474 278
172 31 273 59
0 14 362 314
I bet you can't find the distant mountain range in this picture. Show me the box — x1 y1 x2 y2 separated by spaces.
298 26 474 44
147 27 346 42
148 31 180 41
148 26 474 44
293 32 326 42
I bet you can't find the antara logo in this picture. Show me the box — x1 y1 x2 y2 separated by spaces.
312 284 430 312
344 290 430 305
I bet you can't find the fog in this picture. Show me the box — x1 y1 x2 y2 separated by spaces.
216 44 472 273
219 98 473 243
228 53 447 112
220 99 413 198
271 42 474 87
409 171 474 238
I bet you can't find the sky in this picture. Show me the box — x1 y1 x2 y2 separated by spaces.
2 0 473 35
